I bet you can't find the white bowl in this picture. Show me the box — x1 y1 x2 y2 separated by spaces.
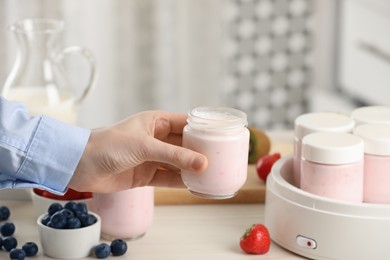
30 189 92 218
37 212 101 259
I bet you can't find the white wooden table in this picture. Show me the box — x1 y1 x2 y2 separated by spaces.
0 200 305 260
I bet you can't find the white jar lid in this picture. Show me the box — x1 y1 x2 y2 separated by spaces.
302 132 364 164
351 106 390 126
294 112 355 140
354 124 390 156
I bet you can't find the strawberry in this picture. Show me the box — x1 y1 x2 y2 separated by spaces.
256 152 281 182
240 224 271 254
35 188 92 200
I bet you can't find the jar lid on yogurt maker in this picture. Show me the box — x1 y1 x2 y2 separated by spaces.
354 124 390 156
294 112 355 140
351 106 390 126
302 132 364 164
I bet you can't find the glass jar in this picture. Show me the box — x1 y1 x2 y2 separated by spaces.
2 18 97 125
301 132 364 203
91 187 154 240
354 124 390 203
181 107 250 199
293 112 355 188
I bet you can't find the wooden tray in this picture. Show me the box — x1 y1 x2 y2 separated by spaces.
155 133 293 205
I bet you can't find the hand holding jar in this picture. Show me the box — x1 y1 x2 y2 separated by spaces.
181 107 250 199
69 110 208 193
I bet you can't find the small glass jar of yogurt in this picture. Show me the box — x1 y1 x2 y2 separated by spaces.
354 124 390 203
91 187 154 240
300 132 364 203
181 106 250 199
293 112 355 187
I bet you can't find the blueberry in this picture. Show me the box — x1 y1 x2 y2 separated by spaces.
76 202 88 214
110 239 128 256
0 206 11 221
49 211 67 229
22 242 39 257
48 203 63 215
59 209 74 219
3 236 17 252
0 236 3 248
65 217 81 229
9 248 25 260
41 214 51 226
93 243 111 259
46 221 53 228
87 214 97 226
77 212 89 227
1 222 15 236
64 201 78 212
78 212 96 227
74 210 83 218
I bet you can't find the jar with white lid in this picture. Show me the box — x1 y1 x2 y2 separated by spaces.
301 132 364 203
354 124 390 203
351 106 390 126
181 106 250 199
293 112 355 188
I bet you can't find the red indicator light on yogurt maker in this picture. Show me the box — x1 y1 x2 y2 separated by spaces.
296 235 317 249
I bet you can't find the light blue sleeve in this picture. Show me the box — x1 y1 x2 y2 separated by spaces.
0 97 91 194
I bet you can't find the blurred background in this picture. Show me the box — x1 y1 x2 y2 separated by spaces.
0 0 389 130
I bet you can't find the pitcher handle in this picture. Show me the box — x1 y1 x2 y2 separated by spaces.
56 46 98 106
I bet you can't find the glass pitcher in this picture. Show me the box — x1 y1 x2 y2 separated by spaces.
2 18 97 124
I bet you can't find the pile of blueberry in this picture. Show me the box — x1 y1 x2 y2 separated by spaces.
1 201 128 259
0 205 39 260
93 239 128 259
44 202 128 258
41 201 97 229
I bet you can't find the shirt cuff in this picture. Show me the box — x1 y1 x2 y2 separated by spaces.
16 116 91 194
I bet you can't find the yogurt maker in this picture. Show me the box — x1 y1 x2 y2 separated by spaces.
264 156 390 260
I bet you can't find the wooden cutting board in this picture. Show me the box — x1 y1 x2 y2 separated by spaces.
155 134 293 205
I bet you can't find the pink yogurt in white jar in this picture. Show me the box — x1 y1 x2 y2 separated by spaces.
301 132 364 203
293 112 355 188
91 187 154 240
354 124 390 203
181 107 249 199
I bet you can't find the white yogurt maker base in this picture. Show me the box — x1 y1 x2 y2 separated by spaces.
265 156 390 260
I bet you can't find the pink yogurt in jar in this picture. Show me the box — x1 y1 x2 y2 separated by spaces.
181 107 250 199
301 132 364 203
91 187 154 240
293 112 355 188
354 124 390 203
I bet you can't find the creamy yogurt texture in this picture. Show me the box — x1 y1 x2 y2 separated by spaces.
181 107 249 199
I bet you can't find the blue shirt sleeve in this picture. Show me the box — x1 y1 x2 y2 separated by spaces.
0 97 91 194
